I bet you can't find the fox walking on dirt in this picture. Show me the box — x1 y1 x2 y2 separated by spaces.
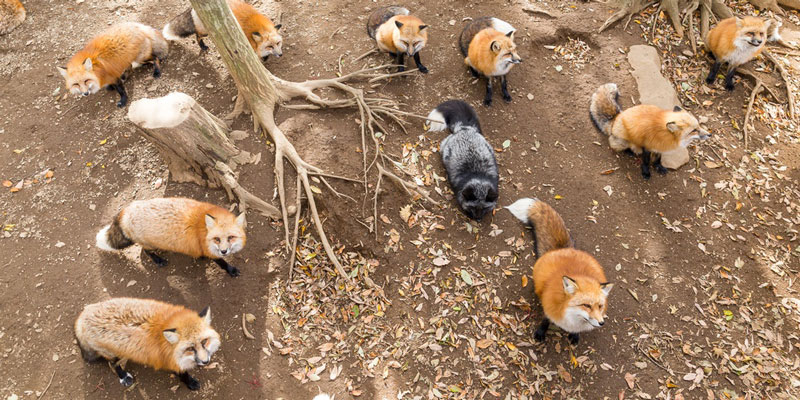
506 198 613 345
589 83 711 179
58 22 168 108
367 5 429 73
75 297 221 390
96 197 247 277
705 16 779 91
459 17 522 106
164 0 283 61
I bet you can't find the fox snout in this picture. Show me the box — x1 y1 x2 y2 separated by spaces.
749 38 763 46
699 128 711 139
510 55 522 64
196 356 210 366
83 91 90 96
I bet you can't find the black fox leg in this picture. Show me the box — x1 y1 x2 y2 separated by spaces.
196 34 209 52
144 250 168 267
152 58 162 78
468 66 480 78
567 333 580 345
395 53 406 72
654 154 668 175
178 371 201 390
213 258 240 277
114 363 134 387
640 148 652 180
706 61 721 85
110 83 128 108
483 77 493 106
534 318 550 342
501 75 512 102
724 66 737 91
412 53 428 73
262 55 269 62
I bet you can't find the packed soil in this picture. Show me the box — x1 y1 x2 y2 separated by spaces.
1 0 799 399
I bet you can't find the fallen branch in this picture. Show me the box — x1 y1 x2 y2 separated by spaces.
743 81 763 149
764 50 796 119
37 371 56 399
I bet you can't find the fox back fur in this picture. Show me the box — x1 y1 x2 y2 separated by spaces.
96 197 246 260
0 0 25 35
428 100 498 221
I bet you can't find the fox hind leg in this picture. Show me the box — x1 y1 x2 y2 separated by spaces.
640 148 652 180
111 360 134 387
144 250 168 267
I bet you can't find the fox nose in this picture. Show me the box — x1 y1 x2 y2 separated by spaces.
598 320 605 326
274 52 282 58
220 249 228 255
82 91 90 96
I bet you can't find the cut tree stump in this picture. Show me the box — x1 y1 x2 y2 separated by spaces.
127 92 280 219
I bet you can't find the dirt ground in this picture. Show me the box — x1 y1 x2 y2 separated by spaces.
1 0 800 399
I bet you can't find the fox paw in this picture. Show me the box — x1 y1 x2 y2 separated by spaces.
418 65 429 74
153 69 161 79
226 266 241 277
184 376 201 391
533 328 547 342
725 82 735 91
502 93 512 102
641 170 651 180
116 99 127 108
483 98 492 107
656 165 668 175
119 373 134 387
567 333 580 345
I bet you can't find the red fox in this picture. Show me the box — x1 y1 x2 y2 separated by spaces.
164 0 282 61
57 22 168 108
367 6 429 73
0 0 25 35
75 297 220 390
96 197 247 277
705 16 778 90
459 17 522 106
506 198 612 345
590 83 711 179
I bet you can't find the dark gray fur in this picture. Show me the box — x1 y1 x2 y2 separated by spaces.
166 8 196 38
367 5 408 39
106 212 134 249
436 100 499 221
459 17 494 56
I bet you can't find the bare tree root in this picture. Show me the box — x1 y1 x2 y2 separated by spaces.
191 0 439 280
599 0 655 32
736 69 782 102
600 0 731 40
764 51 796 120
127 92 280 219
743 82 763 149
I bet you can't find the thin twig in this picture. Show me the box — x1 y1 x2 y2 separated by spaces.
38 371 56 399
351 48 378 63
764 50 795 120
743 81 763 149
289 174 301 281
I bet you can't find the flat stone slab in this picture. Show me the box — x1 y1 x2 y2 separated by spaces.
627 45 689 169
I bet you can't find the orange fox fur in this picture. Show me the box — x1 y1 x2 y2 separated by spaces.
707 17 769 65
0 0 25 35
506 198 612 342
610 105 705 153
375 15 427 55
466 29 520 77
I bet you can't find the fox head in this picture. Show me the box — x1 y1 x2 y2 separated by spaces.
252 23 283 60
457 179 498 222
57 58 101 97
392 16 428 56
735 17 769 48
204 213 247 257
163 307 221 371
490 31 522 75
562 276 613 330
667 107 711 147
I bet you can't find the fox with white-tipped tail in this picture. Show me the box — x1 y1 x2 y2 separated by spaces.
506 198 613 345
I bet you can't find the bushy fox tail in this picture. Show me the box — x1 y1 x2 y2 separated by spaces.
426 100 480 133
163 8 196 41
589 83 621 136
506 198 573 257
96 212 133 251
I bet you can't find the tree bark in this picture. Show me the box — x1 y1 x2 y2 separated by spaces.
128 92 280 218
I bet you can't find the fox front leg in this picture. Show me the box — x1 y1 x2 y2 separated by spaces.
213 258 241 277
640 148 652 180
653 154 668 175
412 53 428 74
500 75 512 102
178 371 201 391
152 58 162 79
196 34 209 52
533 318 550 342
567 333 580 345
111 360 134 387
705 61 721 85
723 66 737 91
109 82 128 108
395 52 406 72
483 77 494 106
144 250 168 267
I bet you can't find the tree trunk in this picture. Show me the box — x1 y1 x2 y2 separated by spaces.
128 92 280 218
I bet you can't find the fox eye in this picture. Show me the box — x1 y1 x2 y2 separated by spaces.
186 346 195 354
582 304 592 309
213 237 221 244
228 235 235 241
201 339 209 348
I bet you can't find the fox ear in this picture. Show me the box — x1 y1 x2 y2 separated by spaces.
490 40 501 53
601 282 614 296
419 24 428 31
57 66 67 78
562 276 578 295
274 24 282 31
235 213 246 229
506 30 515 38
252 32 262 42
735 17 743 28
163 329 179 344
83 58 93 72
673 105 682 112
395 20 404 29
198 306 211 323
666 121 680 133
205 214 216 229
